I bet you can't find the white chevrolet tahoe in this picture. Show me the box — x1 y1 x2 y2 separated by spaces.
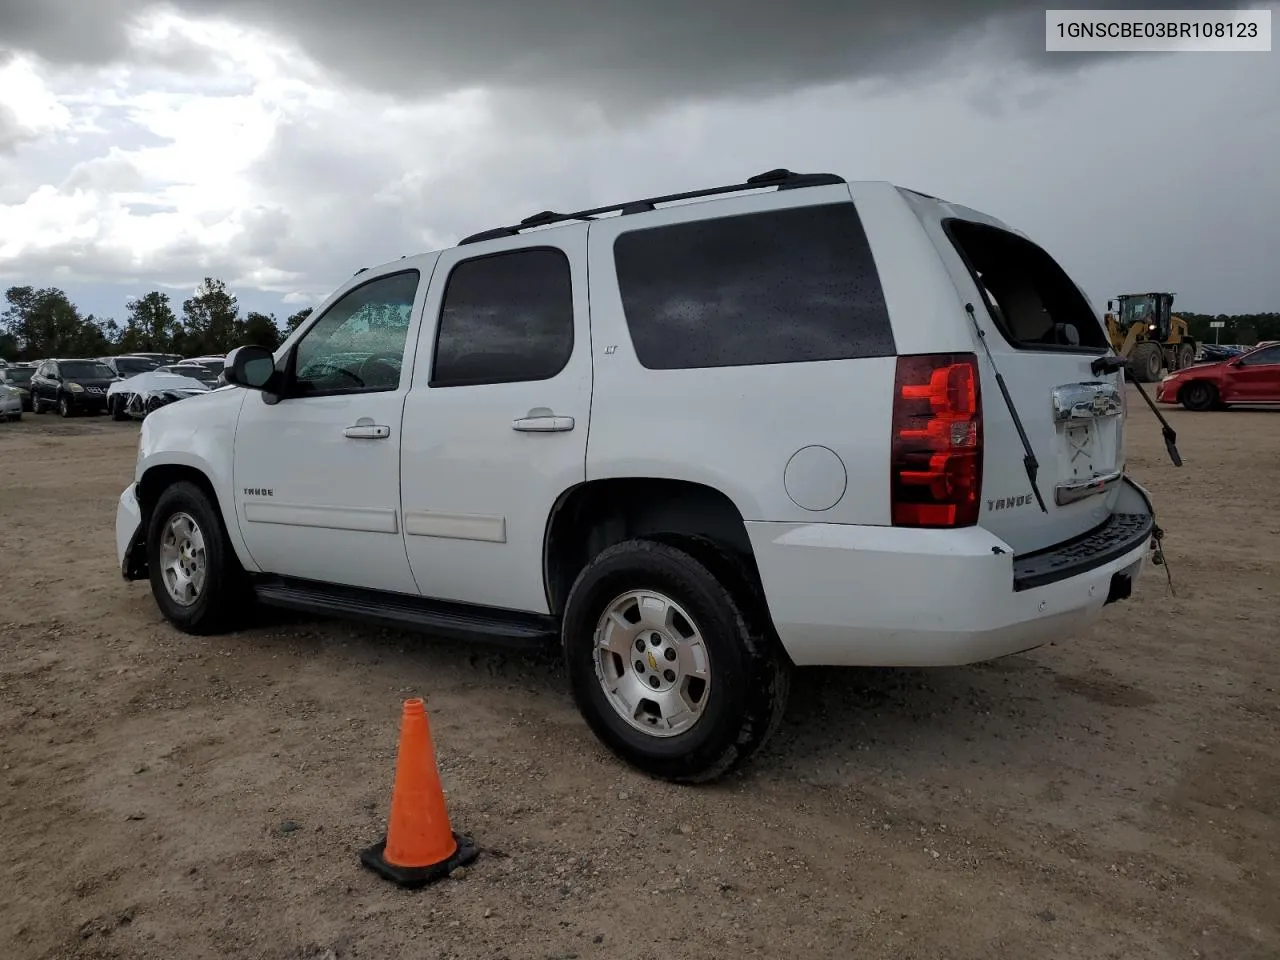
115 168 1159 782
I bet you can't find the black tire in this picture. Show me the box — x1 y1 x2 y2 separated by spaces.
561 538 791 783
1176 343 1195 370
110 396 130 421
1131 343 1163 382
58 395 73 417
32 395 44 414
146 480 251 635
1180 381 1216 412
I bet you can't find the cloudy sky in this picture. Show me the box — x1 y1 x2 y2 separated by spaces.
1 1 1277 325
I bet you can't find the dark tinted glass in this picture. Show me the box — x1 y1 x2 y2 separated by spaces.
1242 345 1280 365
116 357 159 374
432 248 575 387
612 203 894 370
61 361 115 379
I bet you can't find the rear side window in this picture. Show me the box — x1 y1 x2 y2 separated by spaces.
431 248 575 387
944 219 1108 351
613 203 895 370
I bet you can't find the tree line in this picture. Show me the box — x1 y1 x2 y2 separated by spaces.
1174 312 1280 346
0 280 314 362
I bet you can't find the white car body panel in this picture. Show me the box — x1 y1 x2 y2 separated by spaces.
399 226 592 613
228 257 437 594
895 188 1127 554
132 387 259 571
585 183 896 526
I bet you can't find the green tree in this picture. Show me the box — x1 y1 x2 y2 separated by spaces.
74 314 116 356
285 306 313 333
243 311 282 351
181 278 242 355
1178 311 1280 346
2 285 87 358
120 291 180 353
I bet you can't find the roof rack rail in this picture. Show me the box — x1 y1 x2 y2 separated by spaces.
456 168 846 246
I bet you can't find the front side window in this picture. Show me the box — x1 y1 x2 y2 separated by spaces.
1240 345 1280 366
431 248 575 387
293 270 420 395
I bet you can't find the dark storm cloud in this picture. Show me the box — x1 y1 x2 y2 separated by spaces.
0 0 1259 110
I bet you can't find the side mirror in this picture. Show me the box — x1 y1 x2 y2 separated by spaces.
224 345 277 390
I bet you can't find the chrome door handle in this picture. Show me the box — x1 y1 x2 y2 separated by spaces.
512 415 575 432
344 418 391 439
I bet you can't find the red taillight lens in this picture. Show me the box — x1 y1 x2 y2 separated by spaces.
890 353 983 527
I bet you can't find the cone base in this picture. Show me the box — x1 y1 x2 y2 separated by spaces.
359 831 479 888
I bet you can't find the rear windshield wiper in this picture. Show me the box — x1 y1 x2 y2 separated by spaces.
965 302 1048 513
1091 355 1182 467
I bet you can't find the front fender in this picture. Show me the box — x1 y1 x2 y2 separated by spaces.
135 388 260 572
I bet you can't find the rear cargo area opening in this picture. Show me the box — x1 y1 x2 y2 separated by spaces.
943 220 1108 352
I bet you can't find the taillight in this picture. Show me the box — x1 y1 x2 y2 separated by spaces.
890 353 983 528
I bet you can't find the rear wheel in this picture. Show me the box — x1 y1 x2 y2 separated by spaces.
146 481 251 635
1176 343 1195 370
561 538 791 783
1131 343 1163 382
1180 381 1216 412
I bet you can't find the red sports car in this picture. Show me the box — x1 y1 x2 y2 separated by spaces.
1156 342 1280 410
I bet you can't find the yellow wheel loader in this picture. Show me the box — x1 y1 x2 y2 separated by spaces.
1103 292 1198 383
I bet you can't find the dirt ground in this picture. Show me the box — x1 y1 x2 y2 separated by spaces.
1 394 1277 960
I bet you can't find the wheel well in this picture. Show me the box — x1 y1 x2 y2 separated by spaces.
136 464 222 530
543 478 760 617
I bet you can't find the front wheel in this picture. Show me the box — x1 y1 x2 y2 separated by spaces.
561 539 791 783
58 395 72 417
1181 381 1216 412
146 481 251 635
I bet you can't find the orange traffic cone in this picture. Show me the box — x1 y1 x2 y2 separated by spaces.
359 697 478 887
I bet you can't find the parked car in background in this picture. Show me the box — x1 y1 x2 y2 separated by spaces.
184 355 226 377
0 363 36 411
1158 342 1280 410
125 352 185 365
1 381 22 421
100 355 163 380
107 367 210 420
155 362 221 389
29 359 119 417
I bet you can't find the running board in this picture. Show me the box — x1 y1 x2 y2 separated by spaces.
250 576 559 647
